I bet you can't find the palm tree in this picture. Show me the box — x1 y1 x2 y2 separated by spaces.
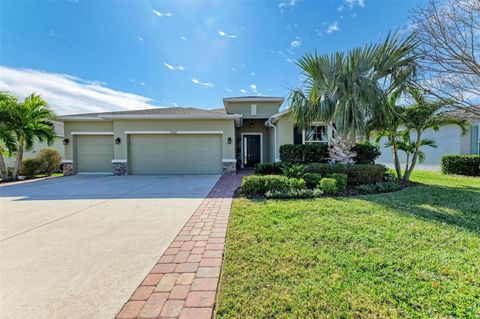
0 92 18 180
400 89 467 182
289 32 418 162
9 94 56 179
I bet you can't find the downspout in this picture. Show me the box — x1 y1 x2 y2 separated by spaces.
267 118 279 162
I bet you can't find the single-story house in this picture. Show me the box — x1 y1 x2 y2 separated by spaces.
4 121 65 169
60 96 316 175
376 110 480 171
60 96 479 175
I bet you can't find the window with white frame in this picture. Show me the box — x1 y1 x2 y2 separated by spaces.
251 104 257 116
304 125 328 143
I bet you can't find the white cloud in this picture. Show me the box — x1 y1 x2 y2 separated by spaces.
346 0 365 9
225 88 233 93
0 66 159 115
137 35 144 41
327 21 341 34
290 39 302 48
337 5 345 12
250 84 257 93
250 72 255 76
218 30 237 38
192 78 215 88
240 89 247 94
180 35 186 40
163 63 185 71
152 9 173 17
171 102 179 107
279 0 297 10
47 30 56 37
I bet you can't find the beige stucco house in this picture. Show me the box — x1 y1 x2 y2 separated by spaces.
59 96 324 175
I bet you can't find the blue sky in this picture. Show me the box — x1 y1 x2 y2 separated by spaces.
0 0 423 114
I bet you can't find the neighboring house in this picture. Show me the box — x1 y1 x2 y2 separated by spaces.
60 96 328 176
4 121 65 169
376 111 480 171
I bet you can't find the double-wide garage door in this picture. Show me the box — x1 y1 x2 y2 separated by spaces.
76 135 114 173
128 134 222 175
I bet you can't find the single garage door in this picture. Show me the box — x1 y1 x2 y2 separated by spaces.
76 135 114 173
129 134 222 175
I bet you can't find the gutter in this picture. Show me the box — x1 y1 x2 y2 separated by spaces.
266 117 279 162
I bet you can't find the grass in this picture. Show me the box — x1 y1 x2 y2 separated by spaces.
215 171 480 318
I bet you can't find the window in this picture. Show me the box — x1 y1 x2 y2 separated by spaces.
251 104 257 116
304 125 328 143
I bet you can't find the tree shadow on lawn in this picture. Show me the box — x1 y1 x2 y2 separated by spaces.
356 183 480 236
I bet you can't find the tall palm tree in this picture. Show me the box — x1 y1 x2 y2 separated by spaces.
289 32 418 162
0 92 18 181
10 94 56 179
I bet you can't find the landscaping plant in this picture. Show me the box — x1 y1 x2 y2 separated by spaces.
302 173 322 189
352 142 381 164
319 177 337 195
280 164 306 179
441 155 480 176
307 163 386 185
254 162 282 175
328 173 347 192
19 158 40 179
36 148 62 176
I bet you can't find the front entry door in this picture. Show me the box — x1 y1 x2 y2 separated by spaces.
243 135 261 167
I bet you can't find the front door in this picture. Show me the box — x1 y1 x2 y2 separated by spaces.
243 134 261 167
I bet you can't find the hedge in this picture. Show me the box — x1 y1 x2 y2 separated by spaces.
306 163 386 185
279 144 329 164
352 142 381 164
241 175 306 196
441 155 480 176
20 159 40 178
254 162 283 175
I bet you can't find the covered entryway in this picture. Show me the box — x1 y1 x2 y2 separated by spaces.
128 134 222 175
76 135 114 173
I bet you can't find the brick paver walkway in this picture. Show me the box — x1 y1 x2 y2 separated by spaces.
116 173 245 319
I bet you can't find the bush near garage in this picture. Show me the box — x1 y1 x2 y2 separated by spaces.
279 144 329 164
441 155 480 176
352 142 381 164
307 163 386 185
36 148 62 176
319 178 337 195
20 159 41 178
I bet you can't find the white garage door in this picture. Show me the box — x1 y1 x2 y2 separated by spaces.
76 135 114 173
129 134 222 175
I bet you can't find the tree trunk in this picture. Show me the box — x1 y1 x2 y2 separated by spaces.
0 153 8 181
12 138 24 180
390 133 402 180
403 131 421 182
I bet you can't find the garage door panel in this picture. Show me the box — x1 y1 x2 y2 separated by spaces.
129 135 222 175
76 136 114 173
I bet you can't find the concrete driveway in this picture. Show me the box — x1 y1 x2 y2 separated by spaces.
0 174 220 319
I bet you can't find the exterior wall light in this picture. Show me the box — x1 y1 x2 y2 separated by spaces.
249 122 254 128
115 137 121 144
227 137 232 144
63 138 69 145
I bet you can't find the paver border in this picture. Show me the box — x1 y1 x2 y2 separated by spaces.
115 173 245 319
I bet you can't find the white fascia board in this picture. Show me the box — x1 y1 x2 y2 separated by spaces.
59 116 106 121
223 97 284 103
70 131 114 135
98 114 241 120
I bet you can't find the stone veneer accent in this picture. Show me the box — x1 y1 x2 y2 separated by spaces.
62 161 75 176
222 161 236 176
112 160 128 176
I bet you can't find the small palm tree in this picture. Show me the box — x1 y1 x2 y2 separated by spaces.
9 94 56 179
0 92 18 181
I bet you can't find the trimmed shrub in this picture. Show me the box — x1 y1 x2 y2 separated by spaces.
20 159 40 178
355 181 402 194
303 173 322 189
441 155 480 176
36 148 62 176
280 164 306 178
241 175 307 196
328 173 347 192
254 162 282 175
265 188 323 199
320 178 337 195
279 144 329 164
307 164 386 185
352 142 381 164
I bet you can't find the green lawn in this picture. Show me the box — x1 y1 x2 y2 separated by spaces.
216 171 480 318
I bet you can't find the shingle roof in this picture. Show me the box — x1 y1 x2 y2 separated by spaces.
63 107 226 117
